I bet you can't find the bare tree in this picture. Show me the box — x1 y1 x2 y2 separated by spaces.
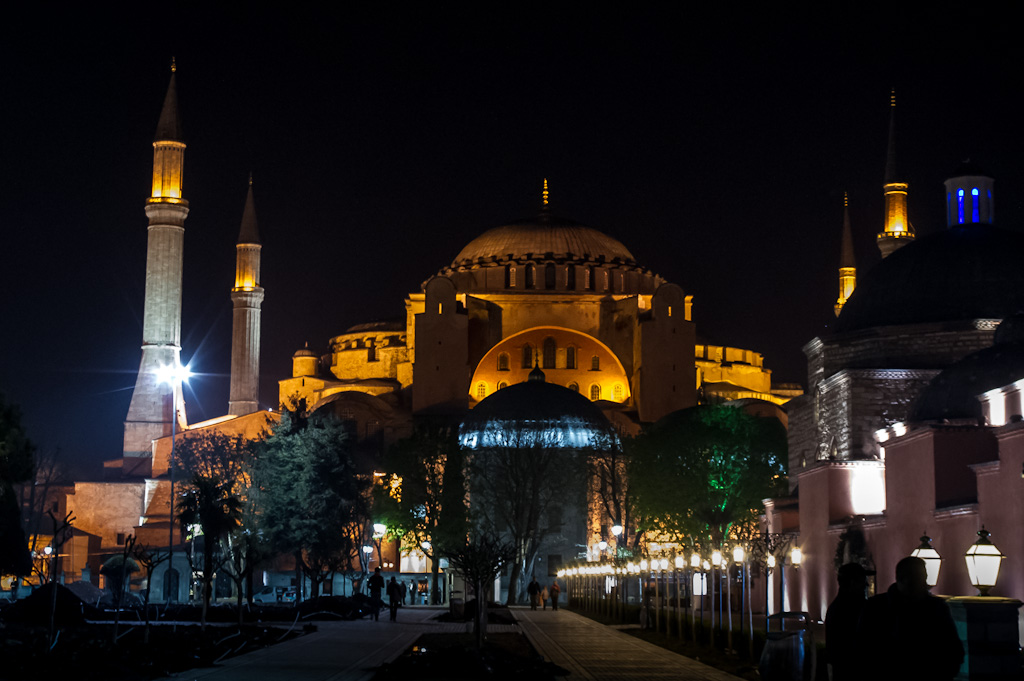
446 534 515 648
131 541 169 643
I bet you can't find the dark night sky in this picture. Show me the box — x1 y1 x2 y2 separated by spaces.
3 7 1023 475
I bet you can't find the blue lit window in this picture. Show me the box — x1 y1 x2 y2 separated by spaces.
957 189 965 224
972 188 980 223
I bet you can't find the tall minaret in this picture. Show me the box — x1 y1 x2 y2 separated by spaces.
876 89 914 258
834 192 856 317
123 62 190 461
228 176 264 416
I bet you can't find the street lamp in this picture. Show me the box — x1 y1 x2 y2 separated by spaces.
612 524 623 538
910 534 942 587
157 361 190 602
733 545 746 565
372 523 386 538
790 546 803 569
965 527 1005 596
711 549 722 568
691 553 701 569
598 539 608 552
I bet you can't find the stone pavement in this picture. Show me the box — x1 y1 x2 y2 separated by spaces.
515 608 743 680
170 606 741 680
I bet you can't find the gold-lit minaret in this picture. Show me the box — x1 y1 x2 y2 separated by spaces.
835 192 856 317
123 60 190 463
877 89 914 258
228 176 264 416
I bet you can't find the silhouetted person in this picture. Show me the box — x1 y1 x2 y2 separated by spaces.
550 580 561 611
826 563 873 681
858 556 963 680
540 584 549 610
400 579 407 605
368 567 385 621
387 576 401 621
527 578 541 610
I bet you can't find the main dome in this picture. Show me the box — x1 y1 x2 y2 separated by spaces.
451 212 635 267
835 224 1024 333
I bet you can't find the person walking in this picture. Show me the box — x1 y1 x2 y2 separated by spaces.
540 584 549 610
368 567 385 621
825 563 872 681
527 578 541 610
387 576 402 622
549 580 561 611
858 556 963 680
400 579 407 605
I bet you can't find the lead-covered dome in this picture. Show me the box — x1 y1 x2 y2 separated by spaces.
459 371 619 450
835 224 1024 333
451 212 635 267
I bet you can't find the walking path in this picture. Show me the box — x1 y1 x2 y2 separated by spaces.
171 606 741 680
515 608 743 680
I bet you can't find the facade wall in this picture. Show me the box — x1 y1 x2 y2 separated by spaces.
67 482 147 551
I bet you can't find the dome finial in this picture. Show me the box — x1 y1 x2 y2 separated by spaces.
844 191 848 207
171 56 177 74
542 178 549 208
890 87 895 108
248 171 253 187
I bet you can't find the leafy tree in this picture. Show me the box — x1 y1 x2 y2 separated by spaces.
629 404 787 549
174 432 255 627
589 432 641 556
374 425 468 604
0 393 34 578
469 423 585 605
257 409 370 600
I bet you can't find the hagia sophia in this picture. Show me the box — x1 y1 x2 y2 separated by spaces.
21 66 1024 627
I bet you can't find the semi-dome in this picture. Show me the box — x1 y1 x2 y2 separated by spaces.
451 212 635 267
911 341 1024 422
835 224 1024 333
459 370 619 450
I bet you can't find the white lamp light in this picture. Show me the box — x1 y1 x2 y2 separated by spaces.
611 524 623 537
767 554 777 569
691 553 701 569
733 545 746 565
711 549 722 568
790 546 803 568
965 527 1005 596
910 534 942 587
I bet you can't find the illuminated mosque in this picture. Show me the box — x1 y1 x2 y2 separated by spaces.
48 67 796 600
768 94 1024 626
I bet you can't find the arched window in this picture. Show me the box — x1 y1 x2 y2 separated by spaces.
972 187 980 223
589 384 601 400
497 381 508 391
506 265 517 288
603 270 610 291
566 265 575 290
476 383 487 400
613 384 624 401
586 266 595 291
526 264 535 288
543 337 556 369
957 188 965 224
568 382 579 393
497 353 510 371
522 344 534 369
545 263 556 289
591 355 600 371
566 346 577 370
163 568 180 602
367 340 377 362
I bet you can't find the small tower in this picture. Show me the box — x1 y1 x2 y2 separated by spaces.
943 160 995 227
228 176 264 416
123 62 190 461
877 89 915 258
834 193 856 317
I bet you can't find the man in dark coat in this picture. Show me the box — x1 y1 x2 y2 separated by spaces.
527 578 541 610
858 556 963 680
368 567 385 621
826 563 873 681
387 576 402 621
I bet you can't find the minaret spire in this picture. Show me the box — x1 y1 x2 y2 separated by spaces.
228 177 265 416
123 66 191 465
542 178 550 209
835 192 857 317
877 88 914 258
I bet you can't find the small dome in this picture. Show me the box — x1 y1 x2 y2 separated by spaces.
451 212 635 267
293 345 316 358
911 340 1024 422
459 379 618 450
835 224 1024 333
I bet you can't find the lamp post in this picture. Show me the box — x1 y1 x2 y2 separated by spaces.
157 362 190 602
733 545 746 638
766 553 776 629
965 527 1005 596
910 534 942 587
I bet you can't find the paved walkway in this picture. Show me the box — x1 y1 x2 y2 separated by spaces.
170 606 741 680
515 608 742 680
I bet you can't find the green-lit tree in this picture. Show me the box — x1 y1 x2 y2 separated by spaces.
0 393 34 579
174 432 255 628
374 425 468 604
629 404 787 548
257 409 370 600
